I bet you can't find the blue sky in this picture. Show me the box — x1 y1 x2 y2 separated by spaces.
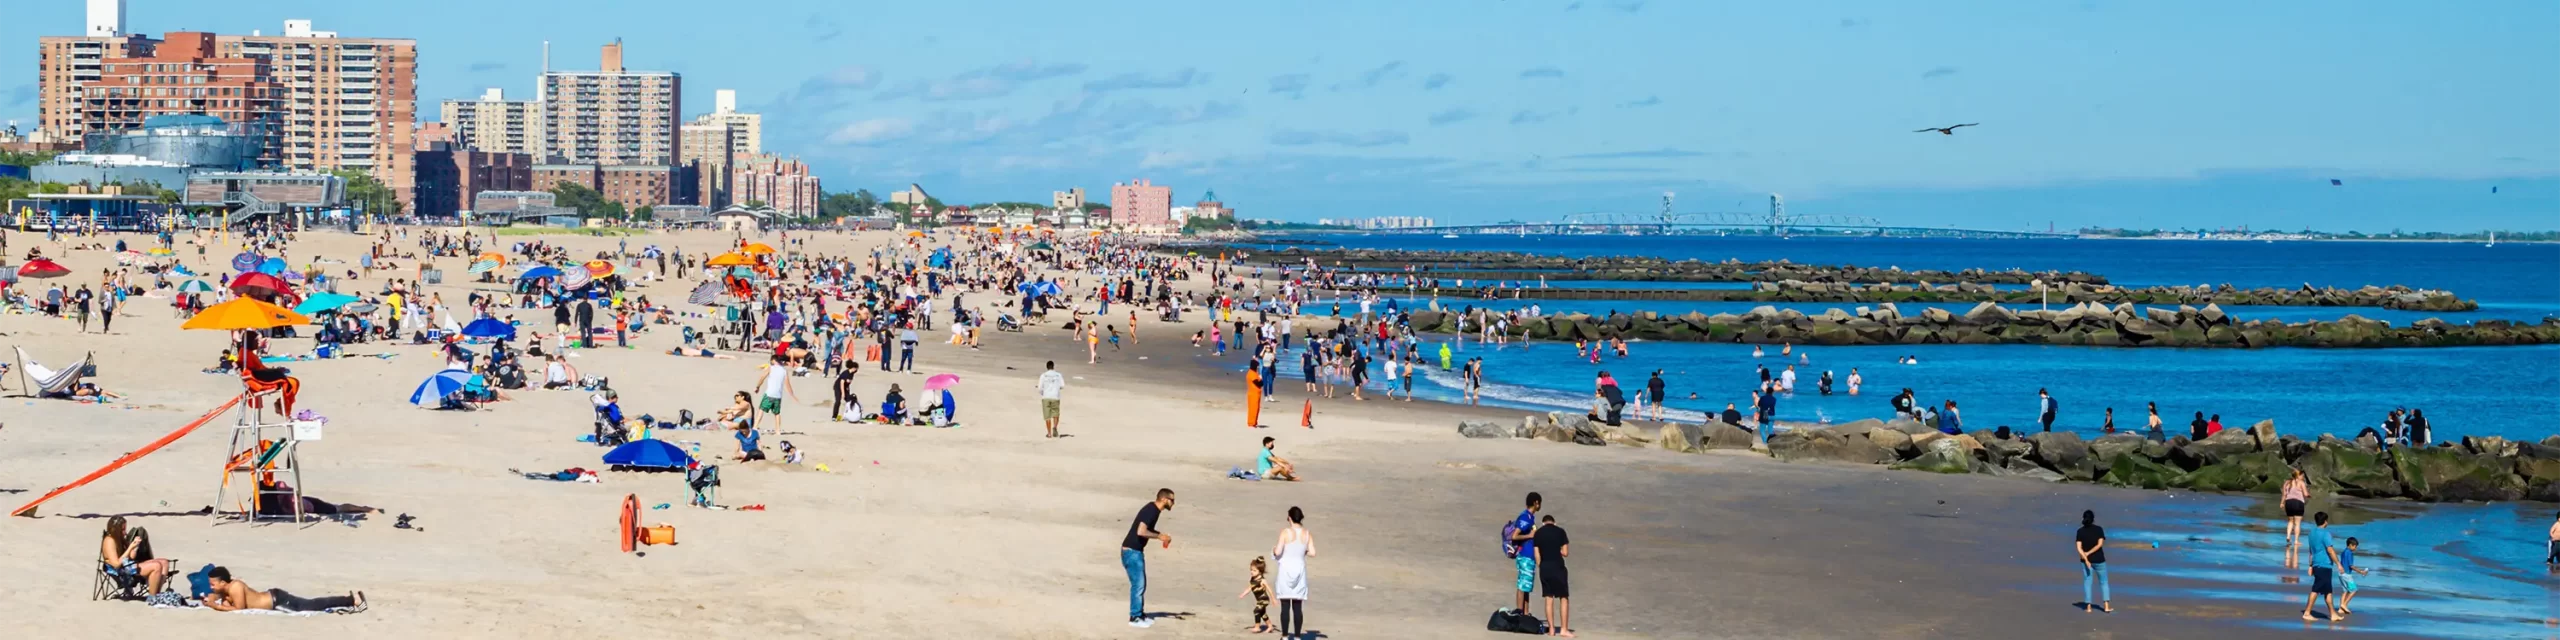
6 0 2556 230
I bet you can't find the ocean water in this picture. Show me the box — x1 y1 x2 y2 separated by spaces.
1259 235 2560 441
2117 496 2560 640
1245 235 2560 629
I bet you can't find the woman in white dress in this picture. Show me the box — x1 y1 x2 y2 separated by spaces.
1272 506 1315 639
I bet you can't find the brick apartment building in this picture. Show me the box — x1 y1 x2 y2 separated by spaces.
730 154 820 218
413 138 532 219
38 11 419 209
217 20 419 210
1110 179 1173 231
533 162 687 211
74 32 284 166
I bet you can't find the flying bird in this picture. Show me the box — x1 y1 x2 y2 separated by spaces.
1913 123 1978 135
2330 179 2343 186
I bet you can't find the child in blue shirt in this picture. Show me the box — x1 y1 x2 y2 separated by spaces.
2340 537 2366 615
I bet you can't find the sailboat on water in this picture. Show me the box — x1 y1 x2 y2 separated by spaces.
2486 232 2497 248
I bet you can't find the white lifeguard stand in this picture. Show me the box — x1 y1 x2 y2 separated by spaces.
213 383 315 524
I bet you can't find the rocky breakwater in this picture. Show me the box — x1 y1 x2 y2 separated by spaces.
1215 246 2110 285
1404 301 2560 348
1461 415 2560 503
1410 280 2478 312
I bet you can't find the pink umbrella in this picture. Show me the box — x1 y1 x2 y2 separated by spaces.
924 374 961 391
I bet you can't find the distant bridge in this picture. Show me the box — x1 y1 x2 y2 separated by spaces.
1376 211 2074 239
1368 193 2076 239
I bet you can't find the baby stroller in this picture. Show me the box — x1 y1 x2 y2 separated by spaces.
592 413 629 447
996 314 1024 332
686 464 721 508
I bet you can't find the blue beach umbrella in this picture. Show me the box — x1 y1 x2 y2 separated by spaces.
461 317 517 339
409 370 473 406
257 257 288 275
171 264 197 277
293 292 360 315
520 265 563 280
230 252 262 272
602 439 694 470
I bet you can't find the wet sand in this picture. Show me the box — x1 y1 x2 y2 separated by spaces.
0 228 2433 638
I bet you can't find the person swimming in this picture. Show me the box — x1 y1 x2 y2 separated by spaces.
1751 345 1765 358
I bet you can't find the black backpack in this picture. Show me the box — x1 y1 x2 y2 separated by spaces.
1487 609 1546 634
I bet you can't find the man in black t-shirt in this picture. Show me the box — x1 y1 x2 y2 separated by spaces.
1121 489 1177 628
1533 515 1574 636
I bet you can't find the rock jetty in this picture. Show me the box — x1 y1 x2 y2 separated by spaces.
1404 303 2558 348
1398 280 2477 312
1463 414 2560 504
1218 247 2111 285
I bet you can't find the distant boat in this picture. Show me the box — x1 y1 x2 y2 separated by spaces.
2486 232 2496 248
1441 233 1460 239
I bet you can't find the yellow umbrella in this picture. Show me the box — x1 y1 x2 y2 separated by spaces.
907 231 927 238
706 252 757 267
146 247 176 257
738 242 777 255
182 297 310 331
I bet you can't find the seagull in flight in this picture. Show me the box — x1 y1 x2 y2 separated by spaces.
1914 123 1979 135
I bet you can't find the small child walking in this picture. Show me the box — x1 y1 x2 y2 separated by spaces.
1237 557 1275 633
2340 537 2367 615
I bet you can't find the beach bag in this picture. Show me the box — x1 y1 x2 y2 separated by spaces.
1501 521 1522 558
1488 609 1545 634
186 564 216 598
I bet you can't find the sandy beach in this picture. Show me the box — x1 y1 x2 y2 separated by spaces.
0 227 2411 638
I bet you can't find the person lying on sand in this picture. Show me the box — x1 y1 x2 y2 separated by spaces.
204 566 367 614
667 346 736 359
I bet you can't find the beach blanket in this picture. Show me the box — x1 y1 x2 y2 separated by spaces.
151 603 346 616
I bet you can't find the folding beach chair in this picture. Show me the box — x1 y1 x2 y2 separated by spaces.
93 561 144 601
686 465 721 508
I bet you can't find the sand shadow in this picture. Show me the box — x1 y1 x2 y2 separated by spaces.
1140 611 1196 621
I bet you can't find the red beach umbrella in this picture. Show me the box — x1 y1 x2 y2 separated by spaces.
228 272 299 304
16 259 71 279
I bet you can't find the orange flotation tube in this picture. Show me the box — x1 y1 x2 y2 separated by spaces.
619 493 639 553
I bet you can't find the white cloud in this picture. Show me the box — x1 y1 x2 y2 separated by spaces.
829 118 917 145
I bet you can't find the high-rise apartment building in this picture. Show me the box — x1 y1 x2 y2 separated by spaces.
679 122 735 208
79 33 283 164
441 88 543 156
540 40 681 166
694 89 761 157
37 0 159 144
218 20 419 211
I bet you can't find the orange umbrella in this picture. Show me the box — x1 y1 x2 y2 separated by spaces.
706 252 756 267
583 260 616 277
907 231 926 238
182 297 310 331
738 242 777 255
475 252 508 266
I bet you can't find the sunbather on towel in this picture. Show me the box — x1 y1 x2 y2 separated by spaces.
204 566 367 613
667 346 737 359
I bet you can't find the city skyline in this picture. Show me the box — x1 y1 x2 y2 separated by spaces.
5 0 2554 231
